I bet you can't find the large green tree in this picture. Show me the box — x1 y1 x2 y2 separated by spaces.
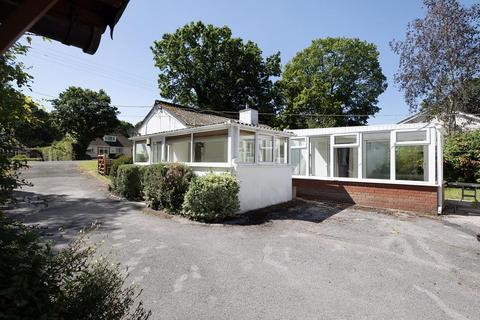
51 87 119 159
391 0 480 134
151 21 281 125
277 37 387 129
14 104 61 147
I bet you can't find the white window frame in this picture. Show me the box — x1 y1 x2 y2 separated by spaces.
393 129 430 146
332 133 360 148
103 135 117 142
290 137 307 149
258 135 274 163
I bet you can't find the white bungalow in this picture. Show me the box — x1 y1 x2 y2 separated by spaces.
133 100 444 215
131 100 293 212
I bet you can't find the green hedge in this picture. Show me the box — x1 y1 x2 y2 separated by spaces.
444 129 480 183
10 154 43 161
142 163 194 212
112 164 144 200
112 164 240 221
109 155 133 178
37 136 75 161
182 173 240 221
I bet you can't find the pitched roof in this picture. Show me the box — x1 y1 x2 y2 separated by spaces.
147 100 272 129
158 101 231 127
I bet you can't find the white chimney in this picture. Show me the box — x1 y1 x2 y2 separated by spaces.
239 108 259 126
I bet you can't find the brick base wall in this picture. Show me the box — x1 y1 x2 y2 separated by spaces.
293 178 439 215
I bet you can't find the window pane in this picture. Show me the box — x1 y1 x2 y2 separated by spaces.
135 142 149 163
259 135 273 162
275 137 287 164
334 135 357 145
334 147 358 178
193 135 227 162
395 145 428 181
364 133 390 179
290 138 306 147
239 131 255 163
310 137 329 177
152 142 162 163
166 137 190 162
291 148 307 175
396 131 427 142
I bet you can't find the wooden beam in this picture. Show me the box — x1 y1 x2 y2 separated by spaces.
0 0 59 55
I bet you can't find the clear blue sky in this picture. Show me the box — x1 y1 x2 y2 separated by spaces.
18 0 477 125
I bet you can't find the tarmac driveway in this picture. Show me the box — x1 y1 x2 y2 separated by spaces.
7 161 480 320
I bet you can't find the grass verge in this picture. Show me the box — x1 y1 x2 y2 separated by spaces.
77 160 111 184
445 187 479 202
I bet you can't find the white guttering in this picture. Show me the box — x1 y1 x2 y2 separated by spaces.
287 123 434 137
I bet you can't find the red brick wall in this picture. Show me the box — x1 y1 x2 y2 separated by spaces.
293 178 439 215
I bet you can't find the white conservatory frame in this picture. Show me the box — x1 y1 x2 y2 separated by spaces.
288 123 443 187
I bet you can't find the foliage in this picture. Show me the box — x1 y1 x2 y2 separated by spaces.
391 0 480 134
37 135 75 161
443 129 480 183
278 37 387 129
14 104 61 147
114 120 135 138
182 173 240 221
51 87 120 159
10 154 43 161
0 43 33 204
142 163 194 213
110 155 133 178
112 165 144 200
151 21 281 126
0 213 150 320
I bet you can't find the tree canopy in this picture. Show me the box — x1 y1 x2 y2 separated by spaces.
151 21 281 125
277 37 387 129
391 0 480 134
51 87 119 159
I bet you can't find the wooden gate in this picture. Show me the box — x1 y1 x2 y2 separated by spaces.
97 154 111 175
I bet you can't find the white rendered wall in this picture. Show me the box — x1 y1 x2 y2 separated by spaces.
234 165 292 213
137 109 186 135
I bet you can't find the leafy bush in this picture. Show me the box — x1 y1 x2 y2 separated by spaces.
112 165 144 200
444 130 480 183
110 155 133 178
142 164 194 212
0 213 150 320
38 135 75 161
182 173 240 221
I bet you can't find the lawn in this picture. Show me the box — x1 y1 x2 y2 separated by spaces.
445 187 479 202
78 160 111 183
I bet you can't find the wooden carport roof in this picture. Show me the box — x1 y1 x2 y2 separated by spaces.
0 0 129 55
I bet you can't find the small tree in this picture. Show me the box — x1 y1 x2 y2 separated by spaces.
52 87 119 159
391 0 480 134
444 129 480 183
278 37 387 129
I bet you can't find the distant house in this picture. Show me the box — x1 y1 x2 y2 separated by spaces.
398 111 480 132
86 134 132 159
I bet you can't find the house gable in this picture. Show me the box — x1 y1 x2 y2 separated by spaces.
137 107 187 135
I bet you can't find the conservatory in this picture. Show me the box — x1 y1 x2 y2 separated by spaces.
287 123 444 214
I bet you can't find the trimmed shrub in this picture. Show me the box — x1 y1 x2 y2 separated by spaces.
142 163 194 212
182 173 240 221
109 154 133 178
112 165 143 200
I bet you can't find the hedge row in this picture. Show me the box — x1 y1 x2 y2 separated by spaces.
111 163 240 221
36 136 75 161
